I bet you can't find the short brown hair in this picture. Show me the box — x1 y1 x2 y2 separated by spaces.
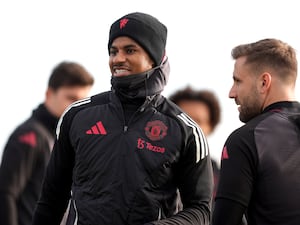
231 38 297 82
48 61 94 90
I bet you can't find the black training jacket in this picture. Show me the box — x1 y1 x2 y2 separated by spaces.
0 104 57 225
33 90 214 225
213 101 300 225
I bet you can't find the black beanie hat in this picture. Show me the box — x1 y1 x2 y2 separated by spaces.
108 12 167 66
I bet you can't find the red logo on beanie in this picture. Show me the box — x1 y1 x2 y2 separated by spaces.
120 18 129 29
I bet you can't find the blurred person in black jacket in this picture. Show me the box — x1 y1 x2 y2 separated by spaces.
0 61 94 225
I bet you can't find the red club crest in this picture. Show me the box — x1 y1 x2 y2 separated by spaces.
145 120 168 141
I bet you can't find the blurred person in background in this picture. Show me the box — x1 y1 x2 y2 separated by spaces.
0 61 94 225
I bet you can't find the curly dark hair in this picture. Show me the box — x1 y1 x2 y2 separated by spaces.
169 86 221 132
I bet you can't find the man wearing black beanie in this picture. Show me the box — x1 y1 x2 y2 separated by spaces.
33 12 213 225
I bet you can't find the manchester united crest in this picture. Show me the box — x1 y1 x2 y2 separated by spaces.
145 120 168 141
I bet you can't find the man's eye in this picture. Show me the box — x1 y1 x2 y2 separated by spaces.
109 49 117 56
126 49 135 54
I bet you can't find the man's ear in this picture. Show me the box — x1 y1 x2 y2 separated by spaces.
259 72 271 93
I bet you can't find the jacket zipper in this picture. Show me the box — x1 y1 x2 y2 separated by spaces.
123 97 153 132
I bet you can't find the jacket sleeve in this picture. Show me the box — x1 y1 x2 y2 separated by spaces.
0 128 40 225
212 129 255 225
212 198 246 225
148 116 214 225
32 115 74 225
